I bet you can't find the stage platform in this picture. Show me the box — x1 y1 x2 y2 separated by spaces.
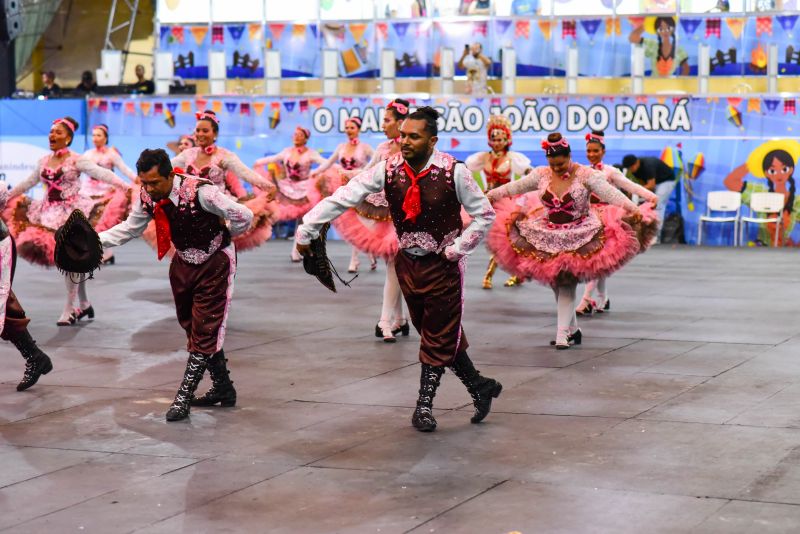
1 240 799 533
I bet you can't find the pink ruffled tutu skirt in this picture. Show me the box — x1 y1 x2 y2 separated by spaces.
486 197 640 287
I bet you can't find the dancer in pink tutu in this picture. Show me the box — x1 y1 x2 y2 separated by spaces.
576 130 660 316
326 98 411 342
465 114 532 289
170 110 277 253
310 117 376 273
4 117 131 325
255 126 327 262
486 133 642 349
81 124 137 265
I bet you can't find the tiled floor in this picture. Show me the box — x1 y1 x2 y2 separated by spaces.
1 240 799 533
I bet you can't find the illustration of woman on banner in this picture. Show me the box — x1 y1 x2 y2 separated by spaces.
629 16 689 77
724 140 800 246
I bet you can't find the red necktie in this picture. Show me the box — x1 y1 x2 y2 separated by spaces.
153 198 172 260
401 161 432 223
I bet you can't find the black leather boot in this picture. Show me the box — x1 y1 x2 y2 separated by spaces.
191 350 237 407
449 351 502 424
166 352 208 422
11 330 53 391
411 364 444 432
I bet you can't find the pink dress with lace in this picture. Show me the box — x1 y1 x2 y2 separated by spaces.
327 139 400 260
81 147 137 196
4 152 130 267
486 164 641 287
255 146 328 222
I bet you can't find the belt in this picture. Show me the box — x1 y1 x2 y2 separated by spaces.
402 247 431 258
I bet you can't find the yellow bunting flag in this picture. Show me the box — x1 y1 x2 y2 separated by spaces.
211 100 223 113
248 23 262 42
253 102 266 116
747 98 761 113
349 23 367 43
180 100 192 113
725 17 745 39
605 18 621 36
190 26 208 45
140 102 151 116
292 24 306 38
537 20 552 40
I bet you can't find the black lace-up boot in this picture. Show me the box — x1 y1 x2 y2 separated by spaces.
166 352 208 422
10 331 53 391
411 364 445 432
191 350 236 407
449 351 502 424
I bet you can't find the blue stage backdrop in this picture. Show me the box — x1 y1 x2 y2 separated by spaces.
2 95 800 247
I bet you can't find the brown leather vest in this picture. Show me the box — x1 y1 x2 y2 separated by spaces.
383 151 462 253
141 176 231 263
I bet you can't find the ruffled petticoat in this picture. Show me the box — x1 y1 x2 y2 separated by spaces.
486 197 640 287
3 188 128 267
274 178 317 222
591 201 659 252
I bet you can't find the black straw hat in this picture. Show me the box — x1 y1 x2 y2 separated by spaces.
54 209 103 280
302 223 356 293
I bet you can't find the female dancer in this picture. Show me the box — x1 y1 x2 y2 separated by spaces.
486 133 641 349
4 117 131 325
576 130 659 315
170 110 277 252
465 114 532 289
167 133 196 155
81 124 137 265
310 117 376 272
327 98 410 342
255 126 328 261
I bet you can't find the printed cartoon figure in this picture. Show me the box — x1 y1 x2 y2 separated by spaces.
629 16 689 77
724 140 800 246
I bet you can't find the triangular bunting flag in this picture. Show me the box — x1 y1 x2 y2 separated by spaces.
784 99 796 115
680 18 702 36
450 138 460 149
124 101 135 115
190 26 208 45
180 100 192 113
225 101 237 113
725 18 745 39
605 18 621 36
310 98 324 108
111 101 122 112
764 98 780 112
299 99 309 112
376 22 388 40
349 23 367 43
473 21 488 37
706 19 721 38
309 24 317 39
166 102 178 113
253 102 266 116
580 19 602 38
269 23 286 41
777 15 799 33
170 26 185 44
727 97 742 107
240 102 251 115
98 100 108 112
292 24 306 39
515 20 530 39
562 20 576 39
393 22 410 38
248 23 262 42
495 20 512 35
228 25 245 42
747 98 761 113
211 101 223 113
154 102 164 115
537 20 551 40
283 101 295 112
195 98 208 111
140 102 151 116
160 26 170 42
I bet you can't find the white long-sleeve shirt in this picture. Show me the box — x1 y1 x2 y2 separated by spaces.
296 150 495 261
99 176 253 249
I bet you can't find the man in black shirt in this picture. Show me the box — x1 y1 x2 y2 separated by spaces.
38 71 61 98
130 64 155 94
73 71 98 95
622 154 678 243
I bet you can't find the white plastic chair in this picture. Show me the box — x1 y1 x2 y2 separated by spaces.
697 191 741 246
740 192 785 247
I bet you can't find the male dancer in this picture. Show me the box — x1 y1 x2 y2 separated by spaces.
98 149 253 421
0 184 53 391
296 107 502 432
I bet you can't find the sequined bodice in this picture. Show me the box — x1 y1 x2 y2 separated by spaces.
340 157 358 170
40 156 81 201
484 154 512 187
537 170 592 225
